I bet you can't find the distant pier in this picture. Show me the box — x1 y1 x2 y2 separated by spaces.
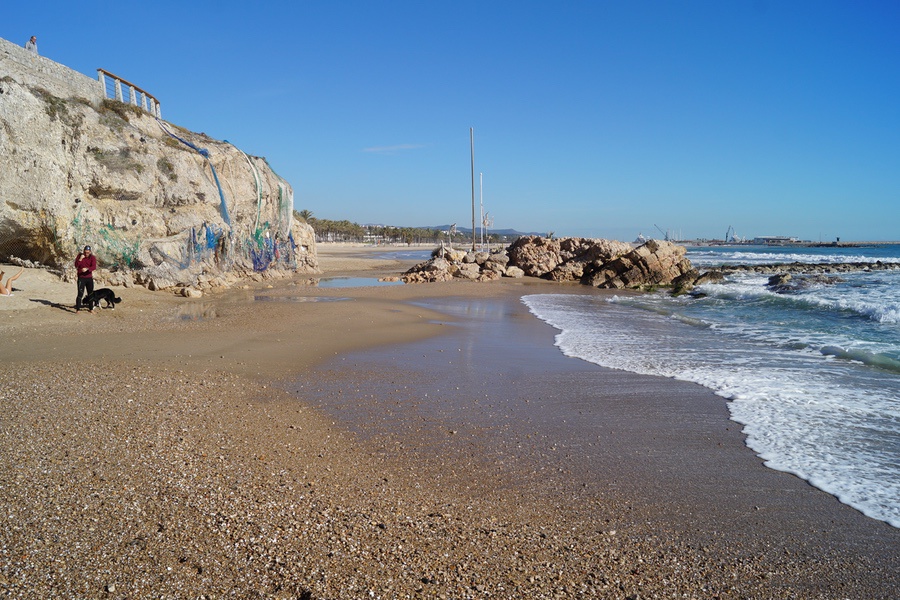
803 241 900 248
683 240 900 248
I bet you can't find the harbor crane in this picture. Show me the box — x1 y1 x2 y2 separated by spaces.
654 224 670 242
725 225 740 243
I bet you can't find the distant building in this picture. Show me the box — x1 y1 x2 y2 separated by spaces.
752 235 800 245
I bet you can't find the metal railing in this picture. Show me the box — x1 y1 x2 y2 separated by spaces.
97 68 161 118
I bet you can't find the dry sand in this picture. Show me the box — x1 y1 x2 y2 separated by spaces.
0 244 898 598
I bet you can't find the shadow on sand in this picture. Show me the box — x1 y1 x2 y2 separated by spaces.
30 298 80 314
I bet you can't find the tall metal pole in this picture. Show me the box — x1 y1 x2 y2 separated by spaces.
470 127 476 252
479 172 484 251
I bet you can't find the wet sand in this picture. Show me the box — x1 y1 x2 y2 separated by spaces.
0 245 898 598
301 292 900 594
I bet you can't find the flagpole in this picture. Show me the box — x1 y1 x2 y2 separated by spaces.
470 127 476 252
479 172 484 250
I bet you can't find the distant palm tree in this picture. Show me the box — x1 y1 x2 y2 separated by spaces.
296 209 314 222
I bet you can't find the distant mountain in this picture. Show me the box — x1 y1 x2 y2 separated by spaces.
358 223 545 238
421 224 544 237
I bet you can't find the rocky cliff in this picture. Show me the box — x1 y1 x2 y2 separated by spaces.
0 46 316 292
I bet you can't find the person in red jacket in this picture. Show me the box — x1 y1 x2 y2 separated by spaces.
74 245 97 311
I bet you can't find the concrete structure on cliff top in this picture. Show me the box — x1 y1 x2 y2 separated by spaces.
0 36 317 292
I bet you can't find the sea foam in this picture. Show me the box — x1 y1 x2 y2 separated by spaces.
523 292 900 529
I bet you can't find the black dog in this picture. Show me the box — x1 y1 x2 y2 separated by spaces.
82 288 122 311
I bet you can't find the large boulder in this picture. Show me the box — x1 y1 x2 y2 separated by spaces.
484 253 509 271
507 236 562 277
454 262 482 279
584 239 693 289
506 236 691 289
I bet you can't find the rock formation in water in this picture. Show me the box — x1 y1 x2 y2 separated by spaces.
403 236 695 290
672 260 900 295
0 38 316 293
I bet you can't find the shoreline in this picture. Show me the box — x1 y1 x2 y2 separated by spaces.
299 292 900 591
0 250 898 597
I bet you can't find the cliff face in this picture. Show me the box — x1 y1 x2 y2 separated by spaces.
0 46 316 290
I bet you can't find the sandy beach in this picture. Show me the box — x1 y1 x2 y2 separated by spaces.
1 244 898 598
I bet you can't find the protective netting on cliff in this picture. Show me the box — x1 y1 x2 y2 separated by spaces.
245 227 297 271
0 215 298 272
239 151 293 237
237 152 295 271
64 218 299 274
157 120 232 227
150 120 296 273
275 180 293 238
62 201 298 276
188 222 295 271
4 202 298 275
0 208 62 265
1 201 162 269
0 237 61 267
2 206 142 269
70 205 141 267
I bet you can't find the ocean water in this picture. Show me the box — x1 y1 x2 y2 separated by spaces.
523 244 900 528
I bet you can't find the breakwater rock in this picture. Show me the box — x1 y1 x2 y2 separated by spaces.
507 236 634 282
403 236 695 289
672 260 900 295
766 272 846 294
720 261 900 275
673 261 900 295
402 248 512 283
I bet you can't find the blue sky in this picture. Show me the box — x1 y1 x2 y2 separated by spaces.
6 1 899 241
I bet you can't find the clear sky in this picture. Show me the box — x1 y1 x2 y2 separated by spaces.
6 1 899 241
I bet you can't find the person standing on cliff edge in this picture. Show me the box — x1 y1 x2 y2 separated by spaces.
74 246 96 312
25 36 38 54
